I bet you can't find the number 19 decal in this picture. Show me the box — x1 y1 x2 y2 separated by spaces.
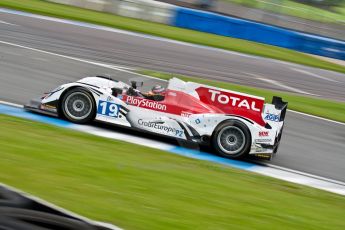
97 100 120 117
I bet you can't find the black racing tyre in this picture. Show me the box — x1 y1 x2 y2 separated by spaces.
61 87 96 124
0 207 96 230
212 120 251 159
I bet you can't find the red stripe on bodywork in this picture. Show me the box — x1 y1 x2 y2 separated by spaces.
195 87 266 126
121 87 266 126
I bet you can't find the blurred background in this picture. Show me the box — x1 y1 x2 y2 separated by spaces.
46 0 345 60
48 0 345 40
161 0 345 39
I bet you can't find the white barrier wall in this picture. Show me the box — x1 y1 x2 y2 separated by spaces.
118 0 174 24
48 0 176 24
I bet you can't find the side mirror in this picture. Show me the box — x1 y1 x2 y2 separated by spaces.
130 81 143 89
111 88 123 97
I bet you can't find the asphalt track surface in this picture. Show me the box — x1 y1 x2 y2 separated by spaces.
0 10 344 182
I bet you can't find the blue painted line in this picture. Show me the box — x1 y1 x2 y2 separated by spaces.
0 104 72 127
169 146 256 170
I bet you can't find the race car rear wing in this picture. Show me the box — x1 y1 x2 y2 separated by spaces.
262 96 288 126
272 96 288 122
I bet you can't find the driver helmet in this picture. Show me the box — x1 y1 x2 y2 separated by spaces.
151 85 166 95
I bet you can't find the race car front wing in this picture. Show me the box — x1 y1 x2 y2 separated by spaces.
24 98 59 117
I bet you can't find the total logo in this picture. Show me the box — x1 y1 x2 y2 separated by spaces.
208 89 261 111
259 131 269 137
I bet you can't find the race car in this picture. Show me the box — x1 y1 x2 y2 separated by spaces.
25 75 288 159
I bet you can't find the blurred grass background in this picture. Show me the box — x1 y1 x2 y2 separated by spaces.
228 0 345 23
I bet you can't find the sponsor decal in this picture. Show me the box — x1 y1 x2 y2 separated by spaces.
181 111 193 117
259 131 269 137
264 112 280 122
208 89 261 111
255 139 272 143
195 87 266 126
41 104 56 109
127 96 167 111
97 100 120 117
40 104 57 112
255 153 272 159
253 144 264 153
255 148 265 153
137 119 184 137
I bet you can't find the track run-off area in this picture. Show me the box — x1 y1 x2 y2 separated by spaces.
0 8 345 194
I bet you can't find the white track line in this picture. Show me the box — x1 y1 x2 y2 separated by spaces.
0 100 23 108
287 109 345 126
246 72 319 96
0 20 17 26
291 68 340 83
259 162 345 186
251 167 345 195
0 40 164 81
256 77 319 96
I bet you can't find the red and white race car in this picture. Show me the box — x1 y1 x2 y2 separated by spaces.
25 76 287 159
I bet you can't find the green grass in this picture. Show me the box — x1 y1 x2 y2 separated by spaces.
139 69 345 123
335 4 345 17
228 0 345 23
1 114 345 229
1 0 345 74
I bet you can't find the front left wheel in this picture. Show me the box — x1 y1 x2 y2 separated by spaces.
61 87 95 124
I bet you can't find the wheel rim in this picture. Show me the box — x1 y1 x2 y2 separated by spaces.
64 92 92 120
217 126 246 155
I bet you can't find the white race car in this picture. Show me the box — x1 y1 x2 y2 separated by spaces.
25 76 287 159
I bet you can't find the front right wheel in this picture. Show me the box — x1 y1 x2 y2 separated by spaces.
212 120 251 159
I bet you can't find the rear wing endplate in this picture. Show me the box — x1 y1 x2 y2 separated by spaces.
272 96 288 122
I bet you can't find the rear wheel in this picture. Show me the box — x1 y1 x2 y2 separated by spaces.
212 120 251 159
61 87 95 124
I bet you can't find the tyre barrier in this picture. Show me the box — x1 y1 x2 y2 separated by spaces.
0 185 117 230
